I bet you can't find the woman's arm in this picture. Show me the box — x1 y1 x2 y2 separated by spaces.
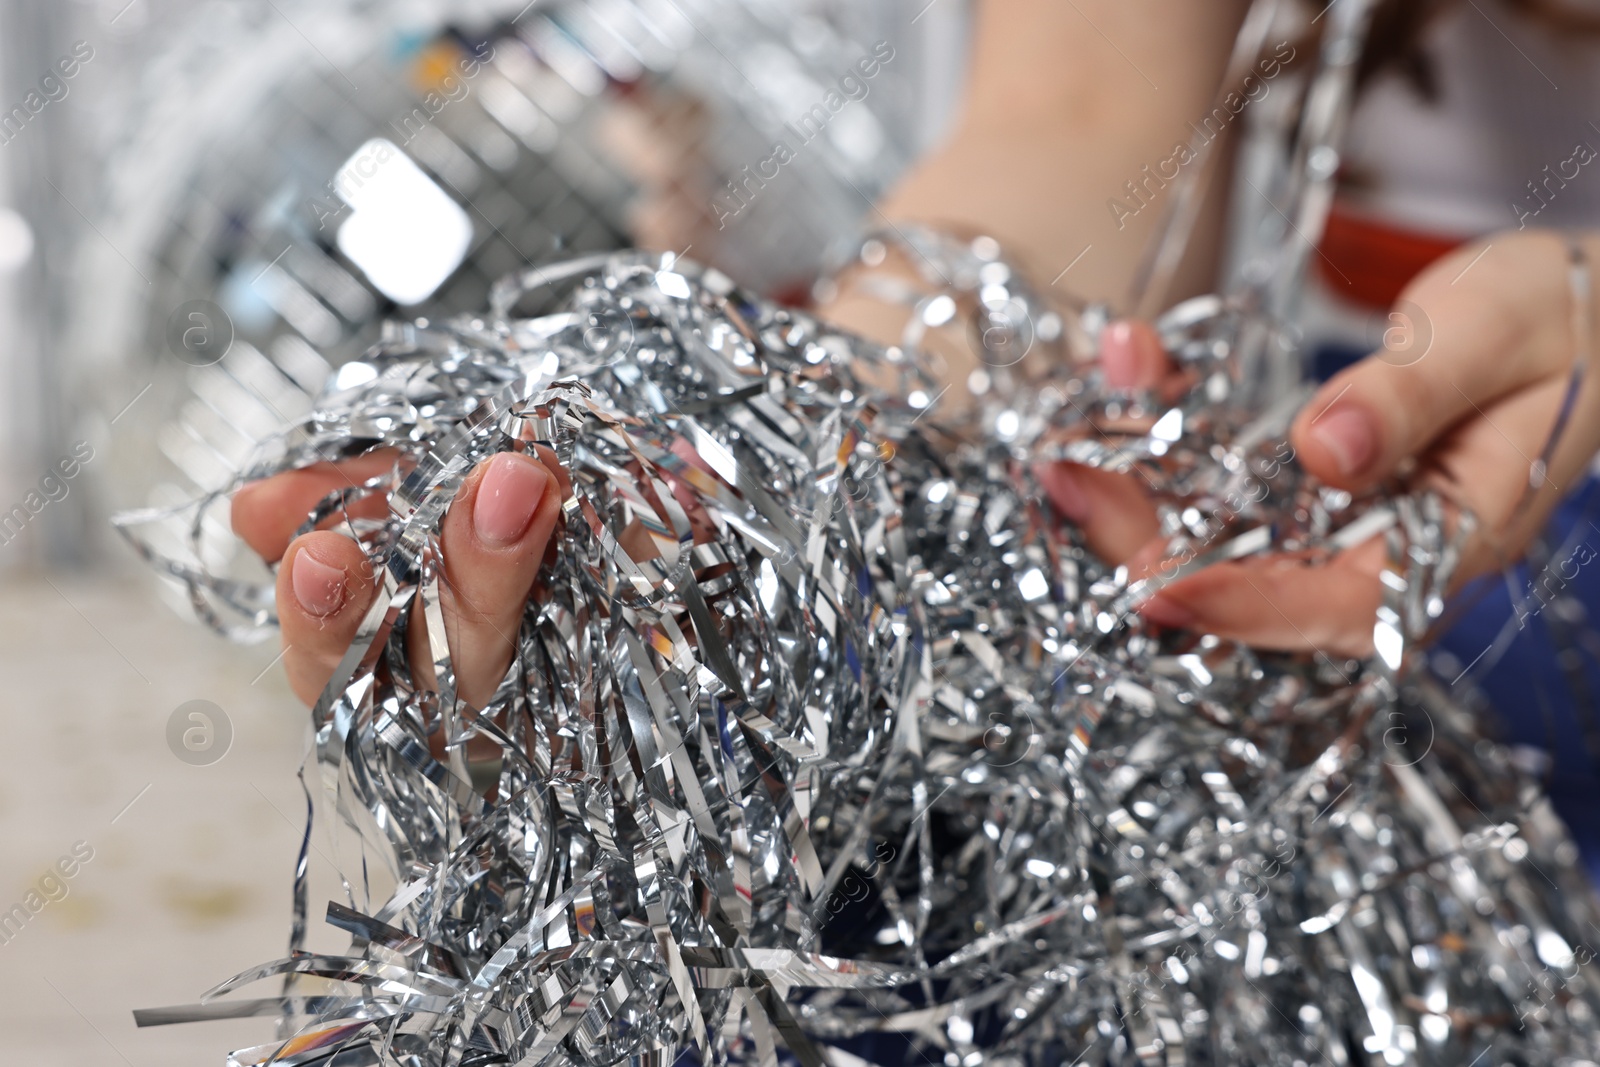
820 0 1251 382
882 0 1249 300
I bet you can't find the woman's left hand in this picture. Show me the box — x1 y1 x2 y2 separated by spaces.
1040 228 1600 659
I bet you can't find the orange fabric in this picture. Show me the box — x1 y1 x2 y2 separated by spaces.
1316 203 1465 310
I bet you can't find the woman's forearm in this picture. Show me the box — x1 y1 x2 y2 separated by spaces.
878 0 1251 303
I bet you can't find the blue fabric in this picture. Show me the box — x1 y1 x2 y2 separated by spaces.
1434 482 1600 884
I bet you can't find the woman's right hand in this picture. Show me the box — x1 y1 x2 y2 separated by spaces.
1041 231 1600 660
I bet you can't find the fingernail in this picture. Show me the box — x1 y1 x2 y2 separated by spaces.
1040 463 1092 524
1310 405 1377 477
473 453 548 546
291 549 346 617
1137 593 1195 629
1100 319 1162 390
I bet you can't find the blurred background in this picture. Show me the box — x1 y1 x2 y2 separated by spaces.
0 0 967 1060
6 1 1600 1062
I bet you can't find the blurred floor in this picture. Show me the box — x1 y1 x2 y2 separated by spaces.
0 574 337 1065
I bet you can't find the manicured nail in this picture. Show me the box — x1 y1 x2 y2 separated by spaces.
291 548 346 617
1137 593 1195 629
473 453 548 546
1040 463 1092 524
1310 404 1377 477
1100 319 1161 390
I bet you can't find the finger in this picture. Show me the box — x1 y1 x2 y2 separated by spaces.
418 449 563 709
1038 462 1161 566
1100 319 1170 389
1290 233 1571 491
1032 320 1175 561
277 531 379 706
233 448 400 563
1136 538 1388 660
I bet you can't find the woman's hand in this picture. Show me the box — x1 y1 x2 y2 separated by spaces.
231 448 566 708
1043 229 1600 658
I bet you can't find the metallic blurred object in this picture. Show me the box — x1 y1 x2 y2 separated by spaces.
26 0 964 582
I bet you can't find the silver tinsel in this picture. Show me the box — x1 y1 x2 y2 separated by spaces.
123 243 1600 1066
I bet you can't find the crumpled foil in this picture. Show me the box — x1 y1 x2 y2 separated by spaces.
122 245 1600 1066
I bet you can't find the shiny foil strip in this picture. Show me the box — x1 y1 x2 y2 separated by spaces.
122 247 1600 1066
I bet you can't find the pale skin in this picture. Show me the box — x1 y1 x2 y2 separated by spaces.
232 0 1600 708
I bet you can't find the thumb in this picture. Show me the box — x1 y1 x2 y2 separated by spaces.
1289 235 1569 490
